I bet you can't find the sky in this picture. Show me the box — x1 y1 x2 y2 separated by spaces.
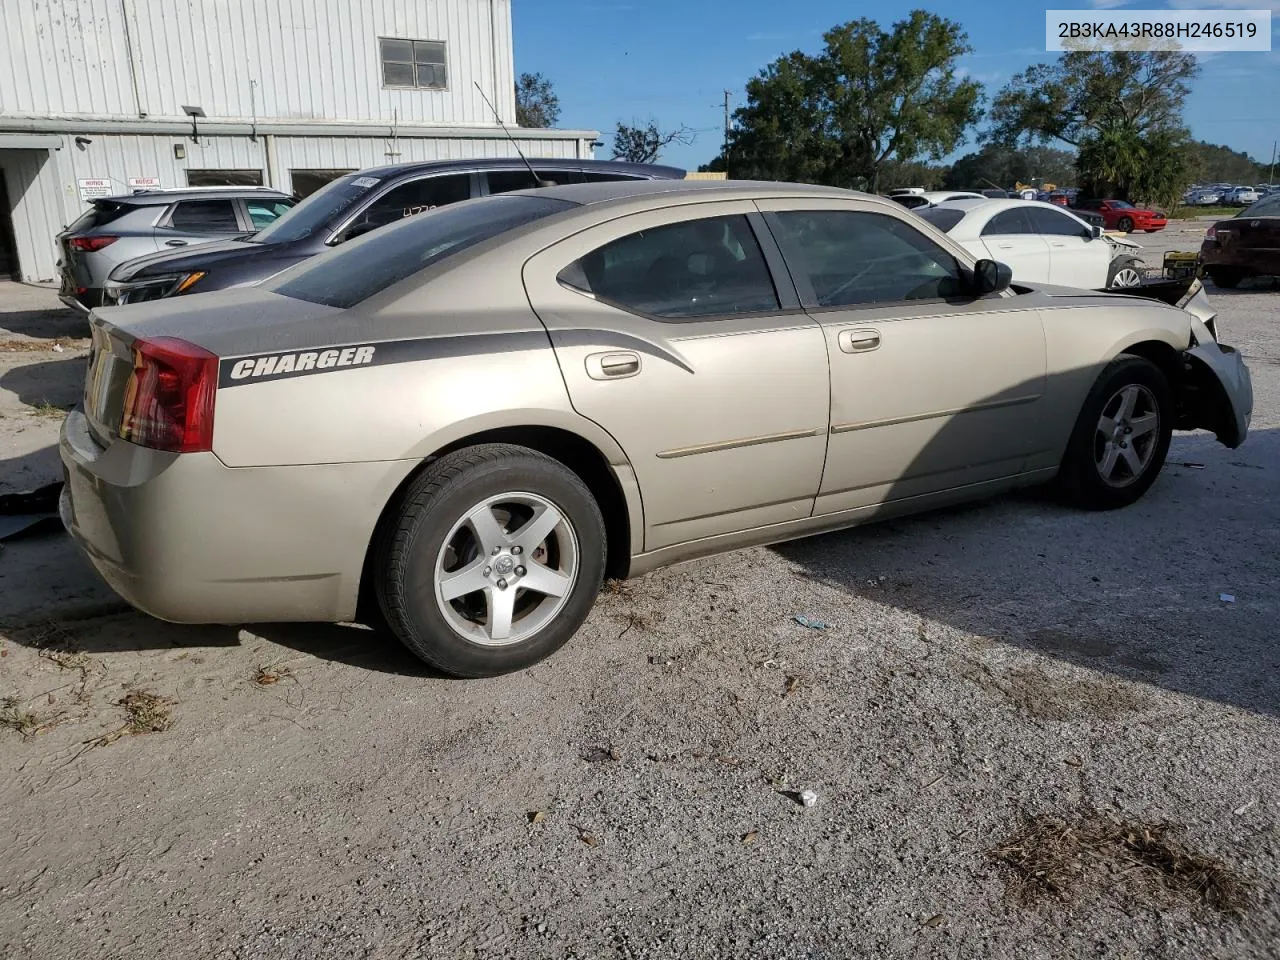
512 0 1280 175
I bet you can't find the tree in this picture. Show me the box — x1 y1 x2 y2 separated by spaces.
988 49 1199 202
879 159 950 190
610 121 695 164
988 50 1198 148
942 144 1076 190
723 11 983 191
1184 141 1270 185
515 72 560 128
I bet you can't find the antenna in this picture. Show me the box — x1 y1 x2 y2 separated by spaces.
473 80 552 189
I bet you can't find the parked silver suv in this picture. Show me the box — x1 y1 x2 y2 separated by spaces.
56 186 295 312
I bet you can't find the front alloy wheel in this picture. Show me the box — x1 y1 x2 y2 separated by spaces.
1109 264 1142 288
1093 385 1160 488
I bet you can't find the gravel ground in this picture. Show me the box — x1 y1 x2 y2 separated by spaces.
0 251 1277 960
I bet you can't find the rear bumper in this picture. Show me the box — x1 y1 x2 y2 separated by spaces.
58 290 96 314
59 408 412 625
1199 244 1280 275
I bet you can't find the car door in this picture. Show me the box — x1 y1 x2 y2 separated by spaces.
978 208 1052 282
1026 205 1111 289
154 198 247 251
522 202 830 551
756 200 1047 516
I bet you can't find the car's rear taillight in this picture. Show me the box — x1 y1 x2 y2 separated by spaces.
119 337 217 453
1205 225 1217 241
69 236 119 252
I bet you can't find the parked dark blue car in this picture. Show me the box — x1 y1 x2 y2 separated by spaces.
103 157 685 305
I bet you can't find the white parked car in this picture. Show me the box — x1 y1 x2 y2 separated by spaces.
1225 186 1260 206
888 189 986 210
918 198 1144 290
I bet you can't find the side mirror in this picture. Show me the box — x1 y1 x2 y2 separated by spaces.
973 258 1013 295
1091 225 1104 240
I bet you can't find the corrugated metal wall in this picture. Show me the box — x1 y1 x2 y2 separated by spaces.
4 131 585 282
1 0 518 126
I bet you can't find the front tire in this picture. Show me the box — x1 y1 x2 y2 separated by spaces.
1057 356 1173 510
375 444 607 678
1107 257 1143 289
1117 216 1135 233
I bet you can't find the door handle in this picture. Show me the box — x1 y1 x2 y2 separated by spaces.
838 329 880 354
586 351 641 380
995 243 1015 249
164 239 188 247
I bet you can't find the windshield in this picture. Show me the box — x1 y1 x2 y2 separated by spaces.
272 195 574 308
250 173 384 244
917 208 965 232
1238 194 1280 217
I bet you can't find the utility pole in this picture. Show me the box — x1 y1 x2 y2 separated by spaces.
721 91 732 158
1270 139 1277 188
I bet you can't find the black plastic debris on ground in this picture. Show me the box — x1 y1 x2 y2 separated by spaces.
0 482 64 542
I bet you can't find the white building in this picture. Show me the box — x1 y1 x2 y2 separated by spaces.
0 0 598 283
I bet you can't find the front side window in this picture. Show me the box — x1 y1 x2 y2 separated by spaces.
337 174 472 241
169 199 240 232
558 214 780 320
274 195 571 309
982 209 1035 237
1027 207 1090 239
380 37 447 89
768 209 965 307
245 199 294 229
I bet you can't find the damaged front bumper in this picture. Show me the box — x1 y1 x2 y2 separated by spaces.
1176 280 1252 449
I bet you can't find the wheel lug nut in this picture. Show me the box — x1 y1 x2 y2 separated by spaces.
512 545 523 555
497 578 508 590
515 566 526 577
483 566 491 576
492 546 501 556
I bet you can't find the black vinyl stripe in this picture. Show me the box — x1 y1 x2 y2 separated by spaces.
216 331 548 388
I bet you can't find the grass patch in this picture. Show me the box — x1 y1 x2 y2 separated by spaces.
991 809 1252 915
1170 205 1240 220
28 399 69 419
0 695 70 739
118 689 175 734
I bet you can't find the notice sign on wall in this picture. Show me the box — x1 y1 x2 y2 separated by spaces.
77 178 112 201
128 177 161 190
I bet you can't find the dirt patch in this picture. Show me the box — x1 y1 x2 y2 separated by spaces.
990 809 1253 915
0 337 86 353
960 661 1148 721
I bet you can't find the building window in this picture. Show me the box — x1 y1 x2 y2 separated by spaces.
290 169 356 199
186 169 264 187
379 37 447 89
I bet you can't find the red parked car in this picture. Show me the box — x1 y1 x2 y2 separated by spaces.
1073 198 1168 234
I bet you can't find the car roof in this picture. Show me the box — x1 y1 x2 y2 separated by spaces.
348 156 686 182
494 177 874 206
102 187 292 206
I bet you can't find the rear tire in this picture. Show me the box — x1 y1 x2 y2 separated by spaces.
375 444 607 678
1056 355 1173 511
1208 268 1242 289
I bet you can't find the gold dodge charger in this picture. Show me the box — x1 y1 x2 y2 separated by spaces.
60 180 1252 677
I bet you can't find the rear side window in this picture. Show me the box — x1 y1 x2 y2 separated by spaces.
245 199 294 229
917 208 965 233
169 199 241 232
982 209 1035 236
558 214 780 320
274 195 572 309
487 169 582 194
